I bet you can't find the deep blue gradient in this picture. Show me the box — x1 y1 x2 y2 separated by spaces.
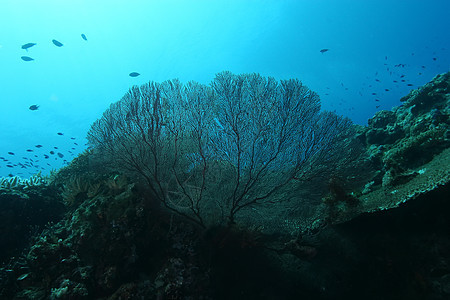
1 0 449 177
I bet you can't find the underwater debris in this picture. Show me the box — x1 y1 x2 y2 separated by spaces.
52 39 63 47
21 42 36 51
129 72 140 77
21 56 34 61
29 105 39 110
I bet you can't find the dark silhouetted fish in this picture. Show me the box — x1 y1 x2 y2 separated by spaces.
44 154 49 159
29 105 39 110
57 132 63 135
81 34 87 41
8 152 14 155
70 137 76 140
35 145 43 148
50 151 55 155
376 105 380 108
385 89 389 91
407 84 413 86
320 49 329 54
21 56 34 61
52 39 63 47
129 72 140 77
26 149 33 152
57 153 64 158
21 43 36 51
54 147 58 149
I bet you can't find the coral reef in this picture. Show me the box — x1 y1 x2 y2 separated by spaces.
0 172 48 190
327 72 450 223
0 72 449 299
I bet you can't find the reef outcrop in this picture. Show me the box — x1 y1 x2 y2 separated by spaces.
328 72 450 223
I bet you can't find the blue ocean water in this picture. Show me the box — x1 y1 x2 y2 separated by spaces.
0 0 449 178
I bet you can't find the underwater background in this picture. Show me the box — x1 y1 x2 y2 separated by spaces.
0 0 449 177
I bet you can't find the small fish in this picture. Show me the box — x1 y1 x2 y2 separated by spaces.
407 84 413 86
21 56 34 61
320 49 329 54
393 80 398 83
74 142 78 145
57 153 64 158
21 43 36 51
49 151 55 155
376 105 380 108
26 149 33 152
81 34 87 41
35 145 43 148
375 79 380 82
372 93 377 95
52 39 63 47
129 72 140 77
6 165 13 168
70 137 76 140
54 147 58 149
57 132 63 135
375 99 380 102
8 152 15 155
44 154 49 159
432 57 437 61
29 105 39 110
385 89 389 91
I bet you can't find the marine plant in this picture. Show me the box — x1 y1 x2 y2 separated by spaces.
87 71 357 228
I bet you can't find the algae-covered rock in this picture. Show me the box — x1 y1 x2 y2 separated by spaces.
332 72 450 222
